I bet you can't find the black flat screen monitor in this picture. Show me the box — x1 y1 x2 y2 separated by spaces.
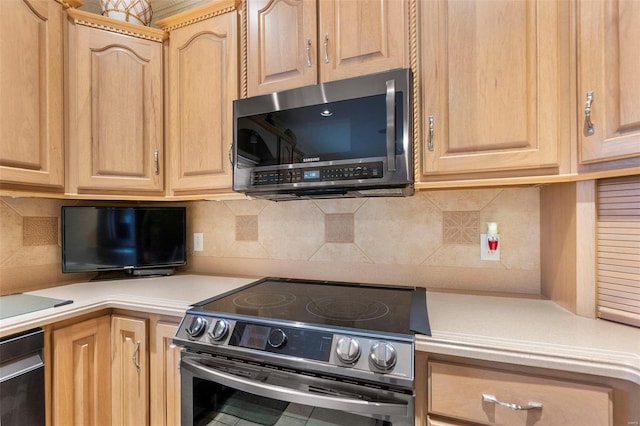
62 206 186 276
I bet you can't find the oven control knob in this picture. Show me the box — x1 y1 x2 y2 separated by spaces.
267 328 287 348
336 336 361 364
208 319 229 341
185 316 207 338
369 341 397 372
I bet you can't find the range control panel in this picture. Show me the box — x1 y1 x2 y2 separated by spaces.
251 162 383 186
175 314 413 381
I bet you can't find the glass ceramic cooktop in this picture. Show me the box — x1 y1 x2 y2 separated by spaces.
191 277 421 335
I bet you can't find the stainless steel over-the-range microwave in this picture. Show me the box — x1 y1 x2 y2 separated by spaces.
232 68 413 200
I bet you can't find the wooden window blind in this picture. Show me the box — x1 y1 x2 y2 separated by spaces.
597 175 640 328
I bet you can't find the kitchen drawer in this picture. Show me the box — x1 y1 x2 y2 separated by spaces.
428 361 612 426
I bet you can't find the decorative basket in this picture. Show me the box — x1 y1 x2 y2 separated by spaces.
100 0 153 26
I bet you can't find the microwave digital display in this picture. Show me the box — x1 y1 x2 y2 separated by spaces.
303 170 319 180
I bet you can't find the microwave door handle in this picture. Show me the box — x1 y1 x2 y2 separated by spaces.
181 357 408 417
385 79 397 172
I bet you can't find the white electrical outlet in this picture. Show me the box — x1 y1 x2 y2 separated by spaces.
480 234 500 261
193 233 204 252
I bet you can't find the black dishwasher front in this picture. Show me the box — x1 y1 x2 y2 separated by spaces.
0 328 45 426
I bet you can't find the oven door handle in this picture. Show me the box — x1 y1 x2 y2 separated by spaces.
181 357 409 417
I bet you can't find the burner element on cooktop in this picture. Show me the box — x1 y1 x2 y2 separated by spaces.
306 297 390 322
232 292 296 310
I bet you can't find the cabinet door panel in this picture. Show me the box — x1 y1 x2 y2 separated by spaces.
446 1 530 152
92 47 147 177
150 322 181 426
52 315 111 426
0 0 64 189
68 26 163 193
111 315 148 426
420 0 565 177
319 0 408 82
578 0 640 163
167 12 237 193
247 0 316 96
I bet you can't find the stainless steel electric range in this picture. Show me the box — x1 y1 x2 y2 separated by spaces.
174 277 430 426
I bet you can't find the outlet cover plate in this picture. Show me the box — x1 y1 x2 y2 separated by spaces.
193 233 204 252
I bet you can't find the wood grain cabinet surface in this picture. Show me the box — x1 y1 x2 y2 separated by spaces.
0 0 65 191
49 313 180 426
428 361 613 426
51 315 112 426
150 321 181 426
65 11 165 196
111 315 148 426
245 0 408 97
577 0 640 164
158 2 238 196
418 0 571 180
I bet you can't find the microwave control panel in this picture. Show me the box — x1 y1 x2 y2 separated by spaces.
251 162 383 186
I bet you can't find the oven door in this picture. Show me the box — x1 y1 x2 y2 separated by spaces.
180 352 414 426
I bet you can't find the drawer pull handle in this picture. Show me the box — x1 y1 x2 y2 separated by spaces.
482 393 542 411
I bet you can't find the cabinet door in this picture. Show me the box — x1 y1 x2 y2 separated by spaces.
150 321 181 426
246 0 317 96
0 0 64 190
419 0 568 178
578 0 640 164
67 25 163 194
52 315 111 426
111 315 148 426
166 11 237 194
319 0 408 83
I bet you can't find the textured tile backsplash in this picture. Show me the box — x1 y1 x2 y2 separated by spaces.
0 186 541 294
443 211 479 245
187 187 541 293
23 217 58 246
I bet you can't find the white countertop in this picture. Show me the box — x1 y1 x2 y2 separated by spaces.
1 274 638 386
418 291 640 385
0 274 254 336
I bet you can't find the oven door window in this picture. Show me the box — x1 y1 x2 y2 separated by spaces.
192 377 391 426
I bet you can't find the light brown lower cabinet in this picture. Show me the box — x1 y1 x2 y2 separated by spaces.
111 315 149 426
51 314 112 426
150 321 181 426
51 312 181 426
428 361 613 426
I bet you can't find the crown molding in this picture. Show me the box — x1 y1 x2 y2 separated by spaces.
156 0 237 31
66 8 168 41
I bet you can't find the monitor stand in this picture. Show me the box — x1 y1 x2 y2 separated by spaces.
130 268 175 277
90 268 175 281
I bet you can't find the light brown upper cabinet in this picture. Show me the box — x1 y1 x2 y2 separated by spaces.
577 0 640 164
65 10 166 196
0 0 64 191
418 0 571 180
158 1 238 196
244 0 409 97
